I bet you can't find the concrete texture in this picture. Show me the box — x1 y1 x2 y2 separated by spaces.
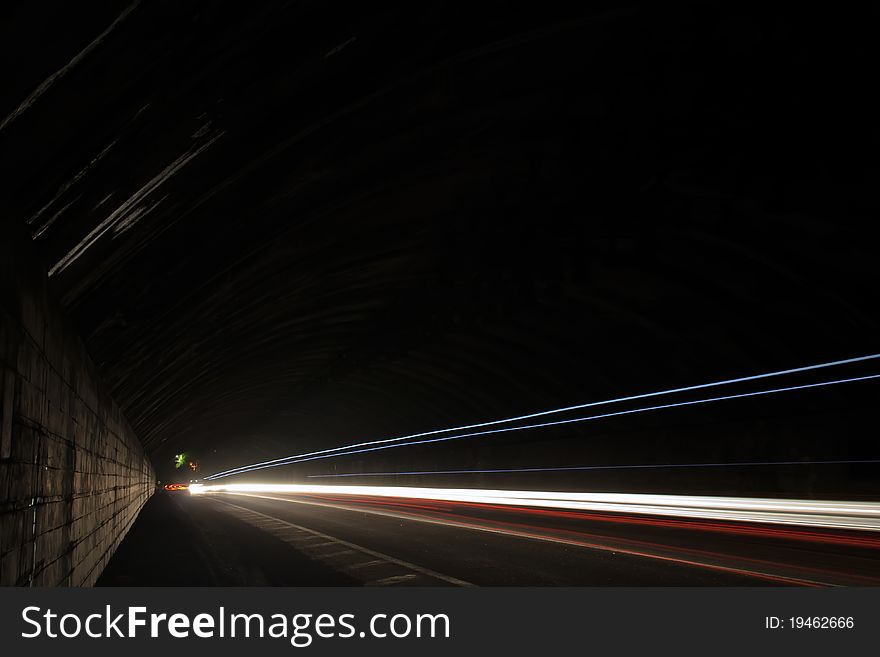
0 223 154 586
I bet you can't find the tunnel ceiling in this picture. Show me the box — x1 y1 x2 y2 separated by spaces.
2 2 878 477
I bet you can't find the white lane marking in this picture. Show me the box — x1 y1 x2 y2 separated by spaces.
319 549 358 559
347 560 386 570
291 535 324 542
210 497 473 587
219 492 837 587
367 574 419 587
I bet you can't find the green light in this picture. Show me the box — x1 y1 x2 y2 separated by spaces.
174 453 187 469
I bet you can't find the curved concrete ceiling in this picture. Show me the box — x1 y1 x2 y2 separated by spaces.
2 3 877 481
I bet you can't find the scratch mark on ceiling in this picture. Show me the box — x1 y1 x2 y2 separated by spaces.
49 131 225 277
0 1 141 133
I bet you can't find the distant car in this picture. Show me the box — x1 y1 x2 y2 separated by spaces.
164 483 188 491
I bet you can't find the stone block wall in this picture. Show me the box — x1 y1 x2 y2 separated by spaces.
0 225 154 586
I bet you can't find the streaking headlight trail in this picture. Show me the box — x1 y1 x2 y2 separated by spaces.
189 484 880 533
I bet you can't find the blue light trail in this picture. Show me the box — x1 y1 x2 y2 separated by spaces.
204 370 880 479
306 458 880 478
205 354 879 479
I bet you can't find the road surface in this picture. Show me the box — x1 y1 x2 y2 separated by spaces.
98 489 880 586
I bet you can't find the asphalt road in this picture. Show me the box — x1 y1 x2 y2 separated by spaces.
99 490 880 586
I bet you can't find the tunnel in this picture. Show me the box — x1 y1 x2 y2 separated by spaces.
1 2 878 586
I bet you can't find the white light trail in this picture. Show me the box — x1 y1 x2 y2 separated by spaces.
189 484 880 532
204 370 880 479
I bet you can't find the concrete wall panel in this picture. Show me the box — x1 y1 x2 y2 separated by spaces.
0 225 154 586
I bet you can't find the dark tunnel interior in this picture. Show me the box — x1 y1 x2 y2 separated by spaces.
2 1 878 500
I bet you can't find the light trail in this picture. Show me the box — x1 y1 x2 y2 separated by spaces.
189 483 880 533
306 458 880 478
206 493 842 586
204 354 879 479
204 372 880 479
206 495 841 586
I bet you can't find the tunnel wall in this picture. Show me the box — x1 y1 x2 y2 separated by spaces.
0 226 154 586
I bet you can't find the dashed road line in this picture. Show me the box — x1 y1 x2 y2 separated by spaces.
207 497 473 586
367 574 419 586
320 549 358 559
